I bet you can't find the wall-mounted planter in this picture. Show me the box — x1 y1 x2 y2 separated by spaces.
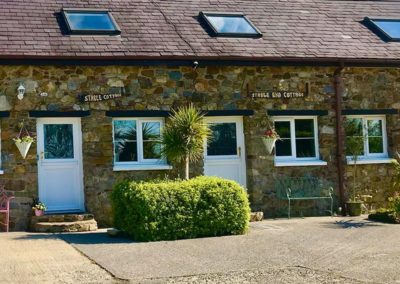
262 137 277 154
15 141 33 159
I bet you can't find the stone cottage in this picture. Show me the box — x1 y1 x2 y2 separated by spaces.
0 0 399 231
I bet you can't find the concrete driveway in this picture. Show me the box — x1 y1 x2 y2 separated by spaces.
58 216 400 283
1 216 399 283
0 232 116 283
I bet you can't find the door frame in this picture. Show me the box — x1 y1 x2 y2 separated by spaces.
36 117 85 212
204 116 247 187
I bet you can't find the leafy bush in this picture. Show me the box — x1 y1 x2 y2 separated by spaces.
111 176 250 241
368 208 399 224
388 195 400 215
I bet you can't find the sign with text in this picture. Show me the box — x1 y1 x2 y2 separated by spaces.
250 91 307 99
78 87 125 103
79 93 122 103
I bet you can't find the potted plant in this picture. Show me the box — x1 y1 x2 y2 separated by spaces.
345 119 366 216
32 201 47 216
13 121 35 159
262 128 280 154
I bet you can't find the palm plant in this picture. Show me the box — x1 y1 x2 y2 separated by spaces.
161 104 210 179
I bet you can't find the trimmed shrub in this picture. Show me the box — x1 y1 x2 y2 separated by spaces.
111 176 250 241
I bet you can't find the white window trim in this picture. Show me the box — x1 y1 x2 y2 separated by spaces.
112 117 170 171
345 115 389 165
273 116 327 167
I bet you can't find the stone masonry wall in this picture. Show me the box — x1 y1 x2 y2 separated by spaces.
0 65 399 230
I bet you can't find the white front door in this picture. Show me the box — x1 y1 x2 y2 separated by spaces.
204 116 247 187
37 118 84 212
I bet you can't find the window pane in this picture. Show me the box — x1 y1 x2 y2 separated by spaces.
372 20 400 39
142 122 161 159
114 120 137 162
345 137 364 156
295 119 314 138
367 119 384 154
345 118 363 136
275 139 292 156
369 137 384 154
205 15 259 34
275 121 290 139
296 138 316 158
367 120 383 136
207 123 237 156
44 124 74 159
345 118 364 156
65 12 117 31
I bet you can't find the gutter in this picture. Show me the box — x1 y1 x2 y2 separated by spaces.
0 56 400 67
333 62 346 215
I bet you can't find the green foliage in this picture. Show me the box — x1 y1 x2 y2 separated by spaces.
388 195 400 215
368 208 399 224
111 176 251 241
345 118 366 201
161 104 210 179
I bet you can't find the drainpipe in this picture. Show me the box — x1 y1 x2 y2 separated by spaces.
333 62 346 215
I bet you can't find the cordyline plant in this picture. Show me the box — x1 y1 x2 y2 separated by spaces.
161 104 210 180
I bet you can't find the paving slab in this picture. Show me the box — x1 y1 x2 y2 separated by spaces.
59 216 400 283
0 232 116 284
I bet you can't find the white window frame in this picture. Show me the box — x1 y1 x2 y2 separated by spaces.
345 115 391 164
112 117 171 171
273 116 327 167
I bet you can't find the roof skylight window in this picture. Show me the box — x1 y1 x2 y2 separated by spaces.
364 17 400 42
199 12 262 37
62 8 121 35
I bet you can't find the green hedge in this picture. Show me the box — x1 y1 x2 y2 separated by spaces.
368 208 399 224
111 176 250 241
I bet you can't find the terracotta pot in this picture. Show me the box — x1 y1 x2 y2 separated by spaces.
346 201 363 216
34 209 44 216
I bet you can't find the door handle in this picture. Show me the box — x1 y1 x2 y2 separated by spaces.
40 152 44 160
237 146 241 157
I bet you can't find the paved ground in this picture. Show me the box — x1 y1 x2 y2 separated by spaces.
1 216 399 283
59 216 399 284
0 232 116 284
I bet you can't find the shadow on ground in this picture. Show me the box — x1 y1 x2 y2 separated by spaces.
321 218 383 229
12 230 135 245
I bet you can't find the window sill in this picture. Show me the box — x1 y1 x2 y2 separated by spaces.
274 160 328 167
346 158 393 165
113 164 172 171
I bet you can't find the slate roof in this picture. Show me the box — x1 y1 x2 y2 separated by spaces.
0 0 399 62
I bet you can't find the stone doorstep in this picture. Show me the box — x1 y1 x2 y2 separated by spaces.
33 220 98 233
30 213 95 224
30 213 98 233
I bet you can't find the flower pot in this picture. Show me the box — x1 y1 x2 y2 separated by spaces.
34 209 44 216
346 201 363 216
15 141 33 159
262 137 277 154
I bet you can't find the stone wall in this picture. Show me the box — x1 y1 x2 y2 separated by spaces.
0 64 399 230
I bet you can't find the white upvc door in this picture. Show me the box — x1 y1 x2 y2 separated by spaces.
37 118 84 212
204 116 247 187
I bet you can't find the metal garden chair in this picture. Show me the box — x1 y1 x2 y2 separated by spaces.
0 185 14 232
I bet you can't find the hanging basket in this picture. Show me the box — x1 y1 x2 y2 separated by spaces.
15 141 33 159
13 120 35 159
262 137 277 154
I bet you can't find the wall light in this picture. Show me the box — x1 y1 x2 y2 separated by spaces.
17 83 25 100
